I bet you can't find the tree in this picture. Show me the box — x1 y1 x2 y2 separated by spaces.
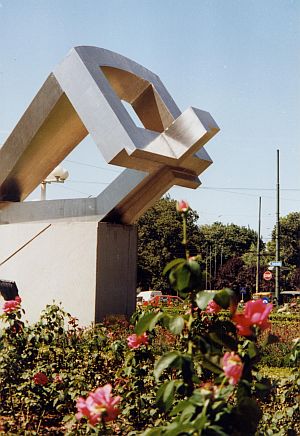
138 200 263 292
213 257 244 291
267 212 300 269
290 267 300 290
199 222 260 279
137 197 202 291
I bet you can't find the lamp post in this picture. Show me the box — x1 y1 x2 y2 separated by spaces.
40 165 69 200
255 196 261 293
275 149 280 301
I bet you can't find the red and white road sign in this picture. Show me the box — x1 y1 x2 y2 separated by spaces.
263 270 272 281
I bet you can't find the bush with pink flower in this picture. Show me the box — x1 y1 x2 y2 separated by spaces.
2 295 21 314
233 299 272 336
76 384 121 425
222 351 243 385
0 200 298 434
127 332 149 349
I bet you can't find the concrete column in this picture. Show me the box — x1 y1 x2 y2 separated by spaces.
95 222 137 322
0 221 137 325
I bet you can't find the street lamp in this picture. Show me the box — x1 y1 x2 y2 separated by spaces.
40 165 69 200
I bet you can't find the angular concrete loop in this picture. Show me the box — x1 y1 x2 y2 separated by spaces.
0 46 219 224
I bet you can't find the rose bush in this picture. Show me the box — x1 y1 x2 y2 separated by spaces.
0 200 298 434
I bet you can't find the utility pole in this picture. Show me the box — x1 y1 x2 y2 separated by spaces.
205 250 208 290
255 196 261 293
214 245 217 279
209 245 212 290
275 149 280 301
220 246 223 268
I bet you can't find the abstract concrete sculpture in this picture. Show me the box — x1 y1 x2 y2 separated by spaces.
0 47 219 324
0 46 218 224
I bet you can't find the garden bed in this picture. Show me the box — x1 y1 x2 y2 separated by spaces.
0 297 299 435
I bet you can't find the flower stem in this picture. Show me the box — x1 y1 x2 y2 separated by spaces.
182 215 189 259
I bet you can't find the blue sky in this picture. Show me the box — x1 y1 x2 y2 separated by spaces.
1 0 299 242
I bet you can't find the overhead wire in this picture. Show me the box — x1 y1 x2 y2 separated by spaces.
64 159 121 174
57 159 300 219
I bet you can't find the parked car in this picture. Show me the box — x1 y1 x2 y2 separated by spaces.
252 292 274 303
136 290 162 305
147 295 184 307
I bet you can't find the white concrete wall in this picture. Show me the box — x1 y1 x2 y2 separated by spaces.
0 221 98 325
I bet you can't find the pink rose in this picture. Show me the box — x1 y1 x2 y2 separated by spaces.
76 396 100 426
233 299 272 336
3 296 22 314
206 300 222 314
76 384 121 424
127 332 149 349
176 200 190 214
33 371 48 386
222 352 243 385
90 384 121 422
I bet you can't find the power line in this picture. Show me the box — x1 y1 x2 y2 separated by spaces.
65 159 121 174
68 180 110 185
58 184 92 197
200 187 300 202
202 187 300 191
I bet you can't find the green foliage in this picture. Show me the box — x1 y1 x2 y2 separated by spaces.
0 296 298 434
258 321 299 368
0 305 130 434
1 202 299 434
137 197 202 291
199 221 260 263
268 211 300 269
256 340 300 435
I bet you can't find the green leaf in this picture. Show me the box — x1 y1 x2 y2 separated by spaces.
134 311 162 335
193 399 209 430
141 428 164 436
209 332 236 350
195 291 215 310
275 411 284 420
255 382 271 393
176 267 191 292
164 422 195 436
201 356 223 374
214 288 233 309
207 426 229 436
163 258 186 275
179 403 196 423
168 316 184 335
157 380 177 411
154 351 180 381
163 380 176 411
170 399 190 416
247 341 258 359
187 259 201 275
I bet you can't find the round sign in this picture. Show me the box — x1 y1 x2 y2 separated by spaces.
263 270 272 281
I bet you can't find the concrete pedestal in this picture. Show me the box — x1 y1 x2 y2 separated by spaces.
0 221 137 326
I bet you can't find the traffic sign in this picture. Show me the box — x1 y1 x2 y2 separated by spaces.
263 270 272 281
269 261 282 267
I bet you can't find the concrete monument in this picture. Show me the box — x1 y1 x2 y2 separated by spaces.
0 47 219 324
